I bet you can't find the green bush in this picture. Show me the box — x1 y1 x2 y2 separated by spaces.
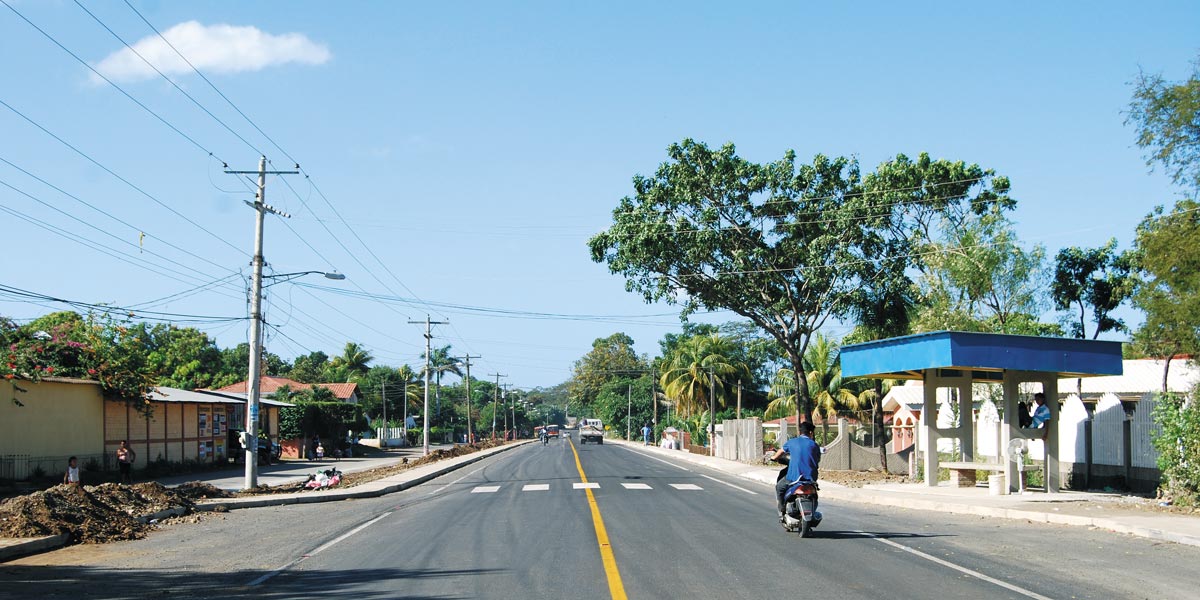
1153 390 1200 506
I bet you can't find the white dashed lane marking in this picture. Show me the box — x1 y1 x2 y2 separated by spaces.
669 483 703 490
522 484 550 491
470 486 501 493
620 483 652 490
573 482 601 489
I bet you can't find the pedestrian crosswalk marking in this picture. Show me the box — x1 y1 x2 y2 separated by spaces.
467 482 710 493
669 483 703 490
470 486 500 493
620 483 652 490
573 482 600 489
522 484 550 491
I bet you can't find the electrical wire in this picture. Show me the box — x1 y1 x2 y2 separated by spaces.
0 97 246 256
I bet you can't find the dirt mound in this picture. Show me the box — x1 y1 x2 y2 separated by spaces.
0 483 199 544
821 469 912 488
172 482 232 501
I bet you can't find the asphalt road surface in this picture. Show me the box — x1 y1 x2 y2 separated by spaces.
3 439 1199 599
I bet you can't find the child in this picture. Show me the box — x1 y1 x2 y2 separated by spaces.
316 443 325 459
63 456 80 485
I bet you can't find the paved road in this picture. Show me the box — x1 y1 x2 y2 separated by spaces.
3 439 1199 599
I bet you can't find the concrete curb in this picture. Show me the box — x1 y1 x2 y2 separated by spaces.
611 439 1200 549
197 440 533 512
0 534 70 562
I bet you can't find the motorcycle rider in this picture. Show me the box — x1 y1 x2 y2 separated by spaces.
539 427 549 445
770 421 821 522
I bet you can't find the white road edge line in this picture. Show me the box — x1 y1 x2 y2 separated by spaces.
856 531 1054 600
248 511 392 587
618 445 690 471
699 474 758 495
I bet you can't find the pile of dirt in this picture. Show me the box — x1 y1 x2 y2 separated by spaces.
821 469 913 488
0 482 199 544
172 482 232 501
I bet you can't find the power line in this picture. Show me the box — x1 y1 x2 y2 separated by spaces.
1 0 227 163
0 282 245 323
71 0 263 156
0 154 241 275
0 97 246 256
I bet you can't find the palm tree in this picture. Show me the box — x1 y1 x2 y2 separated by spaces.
765 367 798 421
331 342 373 376
421 345 463 423
804 334 861 443
658 335 749 417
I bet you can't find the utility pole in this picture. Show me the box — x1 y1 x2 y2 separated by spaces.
709 367 716 457
626 384 632 441
506 384 516 439
401 376 409 446
226 156 296 490
488 373 506 441
409 315 447 456
737 379 743 420
381 376 387 447
456 354 480 444
503 384 513 440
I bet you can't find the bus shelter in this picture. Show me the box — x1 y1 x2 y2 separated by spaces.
841 331 1123 492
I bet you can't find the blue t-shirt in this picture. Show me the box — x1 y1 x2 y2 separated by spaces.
1031 403 1050 428
783 435 821 482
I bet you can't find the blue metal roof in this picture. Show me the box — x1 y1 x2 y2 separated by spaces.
841 331 1124 380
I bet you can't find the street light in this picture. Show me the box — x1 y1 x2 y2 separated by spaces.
243 269 347 490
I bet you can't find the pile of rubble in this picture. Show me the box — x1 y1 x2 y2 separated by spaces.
0 482 226 544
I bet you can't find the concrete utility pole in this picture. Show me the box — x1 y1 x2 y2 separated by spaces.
456 354 480 443
409 315 447 456
226 156 296 490
737 380 743 419
504 383 515 439
627 384 632 441
381 376 387 446
488 373 506 440
709 367 716 457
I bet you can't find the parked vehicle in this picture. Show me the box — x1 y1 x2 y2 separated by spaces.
578 419 604 444
775 456 822 537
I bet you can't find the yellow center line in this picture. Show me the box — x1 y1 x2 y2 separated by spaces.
568 437 628 600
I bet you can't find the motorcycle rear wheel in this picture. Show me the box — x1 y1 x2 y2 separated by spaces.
798 518 812 538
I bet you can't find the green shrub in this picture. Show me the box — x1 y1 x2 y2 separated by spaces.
1153 390 1200 506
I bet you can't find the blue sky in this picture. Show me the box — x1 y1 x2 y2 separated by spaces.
1 1 1196 388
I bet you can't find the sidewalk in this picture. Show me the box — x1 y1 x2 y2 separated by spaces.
0 440 532 562
153 443 447 492
612 439 1200 548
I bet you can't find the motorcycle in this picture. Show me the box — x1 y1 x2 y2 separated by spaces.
774 455 822 538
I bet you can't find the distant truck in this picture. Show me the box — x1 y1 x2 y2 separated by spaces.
578 418 604 444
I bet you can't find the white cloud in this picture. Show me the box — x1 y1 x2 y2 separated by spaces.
92 21 330 83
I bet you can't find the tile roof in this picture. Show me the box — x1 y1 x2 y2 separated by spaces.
213 375 359 400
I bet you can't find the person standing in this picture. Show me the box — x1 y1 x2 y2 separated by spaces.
63 456 80 485
641 422 652 445
116 441 136 484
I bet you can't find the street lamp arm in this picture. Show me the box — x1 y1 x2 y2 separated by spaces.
262 271 346 286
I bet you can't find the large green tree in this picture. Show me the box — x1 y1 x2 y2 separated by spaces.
568 333 649 411
1132 199 1200 390
1052 239 1136 340
913 213 1053 334
1127 56 1200 193
590 140 1012 423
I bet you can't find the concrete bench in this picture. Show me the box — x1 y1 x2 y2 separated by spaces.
941 461 1004 487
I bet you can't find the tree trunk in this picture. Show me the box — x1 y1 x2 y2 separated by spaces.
791 354 813 425
875 378 888 473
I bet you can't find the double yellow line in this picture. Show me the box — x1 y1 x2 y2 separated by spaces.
568 438 628 600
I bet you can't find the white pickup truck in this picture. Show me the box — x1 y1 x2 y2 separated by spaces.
578 418 604 444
